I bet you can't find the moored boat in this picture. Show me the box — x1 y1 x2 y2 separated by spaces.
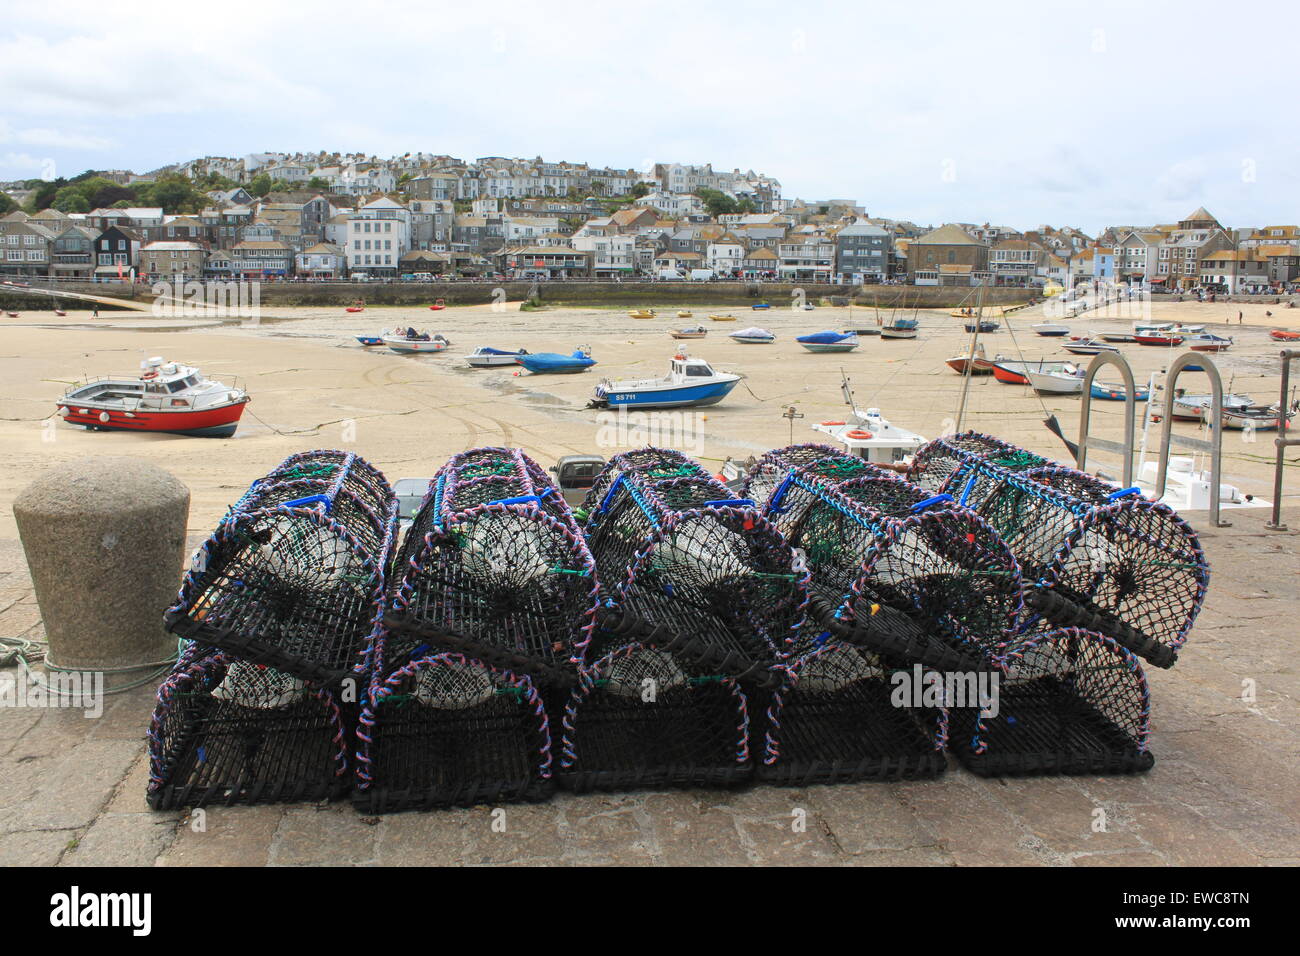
355 335 385 346
517 348 596 374
669 325 708 340
384 330 450 354
1171 392 1255 422
1062 338 1120 355
677 310 693 318
1101 332 1135 343
57 356 250 438
962 319 999 333
591 351 740 408
1270 329 1300 342
466 346 528 368
1185 333 1233 352
751 302 772 310
992 359 1070 385
1213 402 1297 431
345 306 364 313
796 330 859 353
1133 333 1184 347
1032 322 1070 336
429 298 446 311
709 313 736 322
729 326 775 344
881 316 919 339
1090 381 1151 402
1025 365 1086 394
629 309 656 319
946 343 998 374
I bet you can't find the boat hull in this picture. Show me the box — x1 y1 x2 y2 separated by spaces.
946 358 994 374
992 365 1029 384
595 379 740 409
59 400 248 438
880 329 917 339
356 336 384 346
1026 371 1083 394
466 354 523 367
387 343 447 354
1090 384 1150 402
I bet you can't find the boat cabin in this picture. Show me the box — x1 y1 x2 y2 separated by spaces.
670 354 718 380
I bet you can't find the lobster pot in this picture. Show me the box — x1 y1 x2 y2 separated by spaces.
911 436 1207 668
385 447 598 685
557 643 752 792
744 443 896 535
165 451 398 683
780 473 1026 671
147 649 350 809
354 651 554 811
757 639 947 785
585 461 809 686
907 432 1038 508
948 627 1154 777
578 446 697 518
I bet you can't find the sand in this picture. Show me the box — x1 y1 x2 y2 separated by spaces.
1 296 1296 539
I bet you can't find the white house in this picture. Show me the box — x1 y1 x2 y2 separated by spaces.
571 234 636 276
345 197 411 276
706 237 745 276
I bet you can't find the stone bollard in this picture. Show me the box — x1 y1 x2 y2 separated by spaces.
13 457 190 690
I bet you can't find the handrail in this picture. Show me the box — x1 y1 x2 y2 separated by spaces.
1156 351 1228 528
1078 351 1138 486
1266 349 1299 531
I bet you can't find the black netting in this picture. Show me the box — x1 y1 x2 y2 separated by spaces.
788 475 1025 670
147 650 349 808
757 638 946 784
746 444 898 536
166 450 398 682
384 447 597 684
579 447 696 516
584 455 808 684
948 627 1154 776
354 652 553 811
557 644 752 792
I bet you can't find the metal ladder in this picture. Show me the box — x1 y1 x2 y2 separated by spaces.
1155 352 1229 528
1077 351 1140 486
1265 349 1299 531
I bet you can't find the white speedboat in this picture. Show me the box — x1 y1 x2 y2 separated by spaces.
796 330 859 353
384 330 450 354
809 372 927 465
1025 364 1086 394
729 326 775 344
1032 322 1070 337
466 346 528 367
591 351 741 408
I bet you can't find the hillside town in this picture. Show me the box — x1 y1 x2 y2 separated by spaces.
1 151 1298 293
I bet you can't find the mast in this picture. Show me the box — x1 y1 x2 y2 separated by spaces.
954 280 986 434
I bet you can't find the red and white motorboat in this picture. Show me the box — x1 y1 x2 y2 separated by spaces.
58 357 250 438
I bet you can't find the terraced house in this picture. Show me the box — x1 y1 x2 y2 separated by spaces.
0 214 53 277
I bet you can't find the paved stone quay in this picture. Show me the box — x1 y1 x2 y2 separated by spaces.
1 510 1297 867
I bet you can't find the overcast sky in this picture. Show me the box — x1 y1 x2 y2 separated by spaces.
3 0 1297 231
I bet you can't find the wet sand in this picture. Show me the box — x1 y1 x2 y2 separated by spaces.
1 297 1296 537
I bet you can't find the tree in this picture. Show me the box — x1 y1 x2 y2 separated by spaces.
248 173 272 197
306 177 330 191
0 192 17 215
629 181 651 199
696 188 738 218
53 192 90 213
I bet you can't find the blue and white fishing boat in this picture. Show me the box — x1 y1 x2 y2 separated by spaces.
355 334 385 347
590 351 741 409
466 346 528 368
517 347 596 374
796 330 860 353
730 326 776 344
1090 381 1151 402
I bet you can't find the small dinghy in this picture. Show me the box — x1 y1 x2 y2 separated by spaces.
669 325 708 340
517 347 596 374
796 330 859 353
1090 381 1151 402
677 310 693 318
429 298 446 311
729 326 775 344
466 346 528 368
1032 322 1070 337
963 319 999 334
384 330 450 354
709 313 736 322
751 302 772 310
1270 329 1300 342
5 311 18 318
345 306 365 313
629 309 656 319
355 334 385 347
54 309 67 317
591 351 740 409
1101 332 1135 343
